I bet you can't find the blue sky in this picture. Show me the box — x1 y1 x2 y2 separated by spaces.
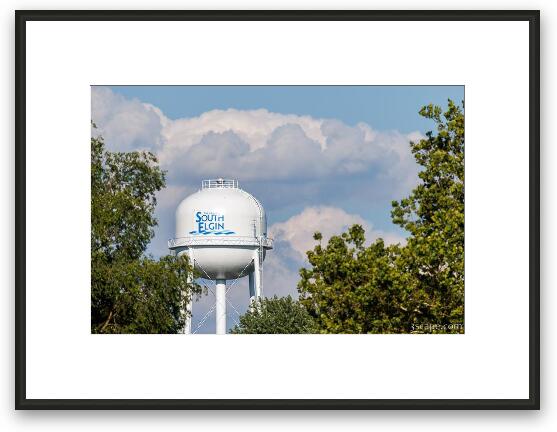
109 85 463 133
92 85 464 333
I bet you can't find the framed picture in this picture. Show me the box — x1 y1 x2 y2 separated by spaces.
15 10 540 409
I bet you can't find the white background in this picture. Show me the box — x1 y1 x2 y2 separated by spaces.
1 0 556 430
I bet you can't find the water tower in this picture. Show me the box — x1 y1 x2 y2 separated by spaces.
168 179 273 334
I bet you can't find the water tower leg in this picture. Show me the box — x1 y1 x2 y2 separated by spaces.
248 270 255 309
185 289 192 335
215 279 227 335
253 250 261 300
184 248 194 334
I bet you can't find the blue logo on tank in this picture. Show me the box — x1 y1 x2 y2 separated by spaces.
189 211 236 235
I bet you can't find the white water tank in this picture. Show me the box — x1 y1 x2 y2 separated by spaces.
168 179 272 334
169 179 272 279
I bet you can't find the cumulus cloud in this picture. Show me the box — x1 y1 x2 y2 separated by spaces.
160 115 413 188
270 206 370 260
91 87 422 204
91 87 164 152
269 206 405 262
158 108 327 160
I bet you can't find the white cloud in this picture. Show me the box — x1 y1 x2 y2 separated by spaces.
91 87 164 152
159 108 327 163
269 206 370 260
269 206 405 261
159 116 420 186
91 87 422 192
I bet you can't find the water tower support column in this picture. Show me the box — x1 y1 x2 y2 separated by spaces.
215 279 227 335
253 249 262 300
184 248 194 334
248 271 255 306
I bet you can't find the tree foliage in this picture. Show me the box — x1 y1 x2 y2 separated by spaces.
298 100 464 334
230 296 318 334
298 228 410 333
91 133 164 262
91 131 200 333
391 100 464 328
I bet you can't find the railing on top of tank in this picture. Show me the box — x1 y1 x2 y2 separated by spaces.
202 178 238 189
168 235 273 249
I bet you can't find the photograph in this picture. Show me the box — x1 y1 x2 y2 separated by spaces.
90 85 464 335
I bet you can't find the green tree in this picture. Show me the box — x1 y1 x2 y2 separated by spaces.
230 296 318 334
391 100 464 329
91 131 200 333
298 100 464 334
298 228 409 333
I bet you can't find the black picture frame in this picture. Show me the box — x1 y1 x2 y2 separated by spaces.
15 9 540 410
